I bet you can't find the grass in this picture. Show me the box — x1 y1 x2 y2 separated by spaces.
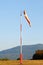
0 60 43 65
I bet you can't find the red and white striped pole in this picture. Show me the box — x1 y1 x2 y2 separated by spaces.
20 13 23 64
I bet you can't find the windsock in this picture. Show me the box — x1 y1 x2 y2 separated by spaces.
23 10 31 27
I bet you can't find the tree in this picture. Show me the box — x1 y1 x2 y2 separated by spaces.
32 50 43 60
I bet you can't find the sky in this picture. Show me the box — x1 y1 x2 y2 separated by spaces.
0 0 43 51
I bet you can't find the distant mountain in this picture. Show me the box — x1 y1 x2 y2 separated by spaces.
0 44 43 60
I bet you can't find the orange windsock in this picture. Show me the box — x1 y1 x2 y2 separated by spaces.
23 10 31 27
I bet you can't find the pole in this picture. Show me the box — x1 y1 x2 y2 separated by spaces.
20 13 23 64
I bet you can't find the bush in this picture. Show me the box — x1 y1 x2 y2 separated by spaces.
17 58 20 60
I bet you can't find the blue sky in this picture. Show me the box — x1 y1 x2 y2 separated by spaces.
0 0 43 51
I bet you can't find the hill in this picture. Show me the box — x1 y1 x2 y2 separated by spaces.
0 44 43 60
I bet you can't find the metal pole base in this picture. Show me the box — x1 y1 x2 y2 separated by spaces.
20 54 23 64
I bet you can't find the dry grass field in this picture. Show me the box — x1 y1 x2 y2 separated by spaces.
0 60 43 65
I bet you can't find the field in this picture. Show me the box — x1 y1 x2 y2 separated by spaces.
0 60 43 65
